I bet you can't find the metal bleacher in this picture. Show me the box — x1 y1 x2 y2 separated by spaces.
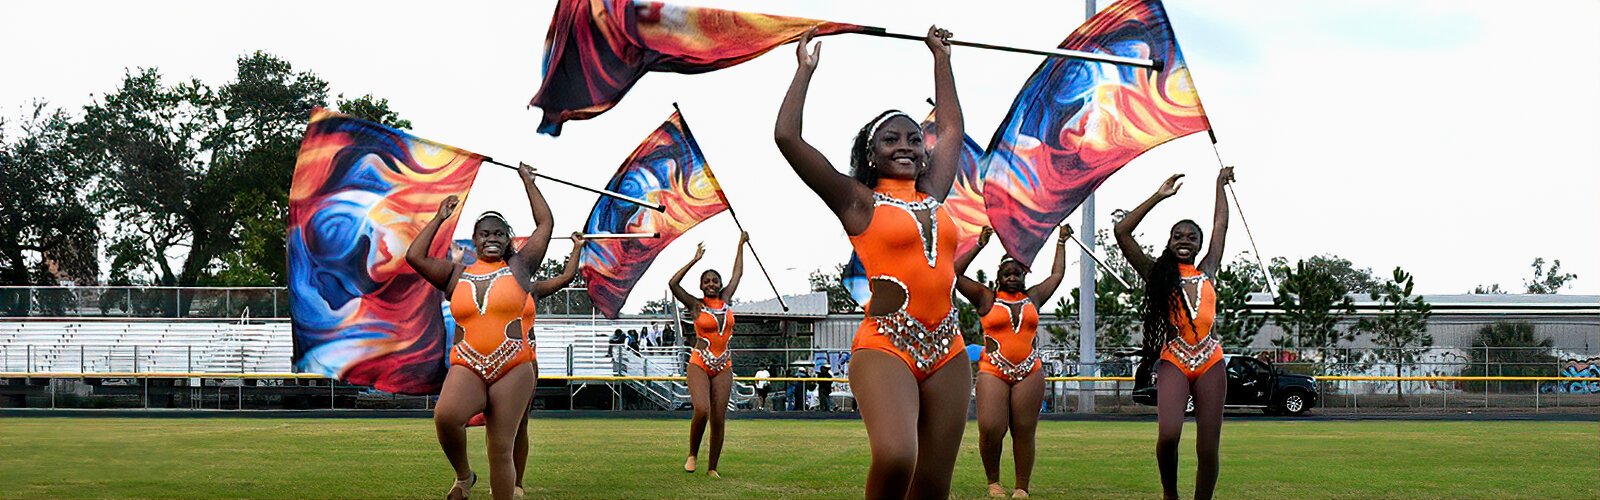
0 320 293 374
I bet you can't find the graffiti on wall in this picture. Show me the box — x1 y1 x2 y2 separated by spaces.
1540 357 1600 394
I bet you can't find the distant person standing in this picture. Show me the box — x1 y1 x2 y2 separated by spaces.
787 365 808 411
648 321 664 348
753 367 772 411
816 364 834 412
627 329 640 352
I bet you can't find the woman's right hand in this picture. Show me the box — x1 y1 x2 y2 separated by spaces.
1155 174 1184 199
977 226 994 248
692 242 706 261
435 195 460 220
796 27 821 72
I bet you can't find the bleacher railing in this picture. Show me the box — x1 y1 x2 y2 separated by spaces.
0 286 602 319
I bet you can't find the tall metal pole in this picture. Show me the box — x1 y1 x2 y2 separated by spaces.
1076 0 1099 415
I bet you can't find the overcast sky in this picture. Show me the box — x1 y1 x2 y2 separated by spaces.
3 0 1596 311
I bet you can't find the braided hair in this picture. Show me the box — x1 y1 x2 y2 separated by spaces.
1139 220 1202 354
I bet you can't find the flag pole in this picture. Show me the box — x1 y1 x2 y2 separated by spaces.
1064 228 1133 290
553 233 659 240
483 158 666 212
1209 139 1276 296
672 102 789 312
856 27 1161 70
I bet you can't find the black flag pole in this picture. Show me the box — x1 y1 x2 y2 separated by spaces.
483 158 666 213
856 27 1161 71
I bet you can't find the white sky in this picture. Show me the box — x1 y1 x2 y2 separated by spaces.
3 0 1597 312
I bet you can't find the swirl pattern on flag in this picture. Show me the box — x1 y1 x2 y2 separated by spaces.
532 0 864 135
288 108 483 395
983 0 1209 267
580 111 728 318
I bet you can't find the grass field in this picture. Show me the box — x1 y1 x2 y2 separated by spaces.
0 417 1594 499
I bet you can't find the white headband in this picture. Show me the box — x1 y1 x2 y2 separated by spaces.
867 111 914 142
474 211 513 234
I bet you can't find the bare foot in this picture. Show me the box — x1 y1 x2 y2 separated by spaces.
684 455 697 473
1011 488 1030 498
513 486 526 500
708 470 721 479
988 482 1008 498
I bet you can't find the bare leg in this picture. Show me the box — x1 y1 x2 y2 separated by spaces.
851 350 922 499
1009 369 1046 494
907 357 972 499
686 364 711 472
435 365 487 487
485 364 535 500
1191 363 1227 500
707 369 734 474
514 364 536 489
1155 361 1191 500
976 372 1012 491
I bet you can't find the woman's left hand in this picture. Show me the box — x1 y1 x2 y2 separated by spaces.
1218 166 1235 185
518 162 538 184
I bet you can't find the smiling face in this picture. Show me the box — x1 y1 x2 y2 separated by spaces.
868 116 925 181
1166 220 1203 264
700 269 723 298
472 217 512 262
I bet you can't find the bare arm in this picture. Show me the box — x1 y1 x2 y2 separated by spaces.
774 28 874 235
720 232 749 300
1028 226 1072 305
954 227 994 314
405 196 463 292
918 26 961 202
668 243 705 312
1199 167 1234 276
531 233 585 299
1115 174 1183 279
510 163 555 287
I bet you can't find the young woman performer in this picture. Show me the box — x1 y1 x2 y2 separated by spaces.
953 227 1070 499
669 233 747 478
1114 167 1234 500
405 163 584 500
775 25 968 498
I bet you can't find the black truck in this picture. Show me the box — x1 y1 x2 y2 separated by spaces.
1131 354 1319 416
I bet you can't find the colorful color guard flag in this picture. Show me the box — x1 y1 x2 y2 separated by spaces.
531 0 864 135
921 111 990 260
288 108 484 395
580 111 729 318
983 0 1210 266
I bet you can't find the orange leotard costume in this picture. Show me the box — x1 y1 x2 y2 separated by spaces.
688 297 733 378
1160 263 1222 381
978 291 1041 384
448 260 537 383
849 178 965 381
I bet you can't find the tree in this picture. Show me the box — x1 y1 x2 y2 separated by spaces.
1271 259 1357 355
1524 258 1577 294
71 51 407 293
808 262 859 314
639 298 672 316
0 102 99 289
1461 321 1555 392
1351 267 1432 401
1270 254 1379 294
1213 253 1269 349
1471 283 1507 294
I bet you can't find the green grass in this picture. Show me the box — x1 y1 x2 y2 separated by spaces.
0 417 1593 499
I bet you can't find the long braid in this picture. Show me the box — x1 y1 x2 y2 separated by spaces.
1141 249 1185 355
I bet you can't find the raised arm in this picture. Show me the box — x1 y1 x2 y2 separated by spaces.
405 196 463 292
774 28 874 234
918 26 961 202
1028 226 1073 305
1114 174 1183 279
1199 167 1233 276
531 233 585 299
954 227 995 314
719 232 749 300
668 243 706 312
511 162 555 283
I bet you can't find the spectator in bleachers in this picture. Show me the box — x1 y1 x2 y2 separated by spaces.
648 321 664 348
627 329 640 352
609 329 625 357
